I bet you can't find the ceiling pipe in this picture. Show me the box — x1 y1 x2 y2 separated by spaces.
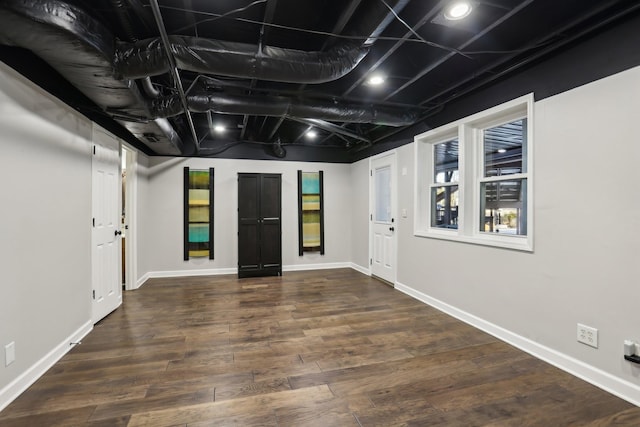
150 91 422 126
110 0 161 100
287 118 371 144
114 0 409 84
271 137 286 158
0 0 184 155
149 0 199 151
115 37 367 84
0 0 417 153
271 0 363 140
240 0 278 141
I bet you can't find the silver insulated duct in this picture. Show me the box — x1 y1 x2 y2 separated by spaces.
0 0 418 155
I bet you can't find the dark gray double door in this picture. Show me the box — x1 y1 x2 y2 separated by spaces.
237 173 282 278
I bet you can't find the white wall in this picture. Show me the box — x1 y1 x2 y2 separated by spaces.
388 66 640 404
350 158 370 272
137 157 353 278
0 64 93 408
3 56 639 411
135 152 152 285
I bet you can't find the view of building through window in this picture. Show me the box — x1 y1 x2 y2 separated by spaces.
432 139 459 229
480 119 527 236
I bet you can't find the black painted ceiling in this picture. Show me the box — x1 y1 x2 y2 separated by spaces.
0 0 638 161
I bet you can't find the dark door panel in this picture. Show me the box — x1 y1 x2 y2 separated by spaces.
238 173 281 278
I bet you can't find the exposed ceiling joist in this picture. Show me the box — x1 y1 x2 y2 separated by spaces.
0 0 638 160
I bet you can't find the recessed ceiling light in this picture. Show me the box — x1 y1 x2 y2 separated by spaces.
306 130 318 139
367 75 385 86
444 2 472 20
213 125 225 133
497 148 507 153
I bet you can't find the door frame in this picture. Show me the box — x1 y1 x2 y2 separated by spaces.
121 143 139 290
369 150 398 285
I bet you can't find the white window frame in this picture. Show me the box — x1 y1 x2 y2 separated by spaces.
414 94 534 252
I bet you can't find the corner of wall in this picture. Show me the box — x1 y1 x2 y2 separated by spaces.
0 321 93 412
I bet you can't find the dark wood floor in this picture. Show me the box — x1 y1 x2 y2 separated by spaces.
1 269 639 426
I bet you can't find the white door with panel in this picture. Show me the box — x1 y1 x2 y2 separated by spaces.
371 152 397 284
92 126 122 323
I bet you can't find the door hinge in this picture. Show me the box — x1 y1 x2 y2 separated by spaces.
370 258 372 265
370 170 372 176
93 145 96 155
370 214 372 221
92 290 95 300
92 218 95 227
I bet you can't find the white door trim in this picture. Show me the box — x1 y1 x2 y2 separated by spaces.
121 144 139 290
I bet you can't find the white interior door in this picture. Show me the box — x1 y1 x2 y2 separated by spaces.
92 126 122 323
371 153 397 284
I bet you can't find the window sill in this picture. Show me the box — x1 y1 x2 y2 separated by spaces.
414 229 533 252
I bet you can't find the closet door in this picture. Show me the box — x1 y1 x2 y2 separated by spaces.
260 174 282 272
237 173 281 277
238 174 260 275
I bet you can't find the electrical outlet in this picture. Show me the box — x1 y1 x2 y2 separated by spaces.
5 342 15 366
577 323 598 348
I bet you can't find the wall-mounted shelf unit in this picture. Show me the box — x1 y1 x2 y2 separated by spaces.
184 167 214 260
298 170 324 256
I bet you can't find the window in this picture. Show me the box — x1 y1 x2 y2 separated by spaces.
480 119 527 236
431 139 459 229
414 94 533 251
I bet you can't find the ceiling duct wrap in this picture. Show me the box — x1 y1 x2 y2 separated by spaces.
114 0 409 84
0 0 417 155
0 0 184 155
115 38 369 84
151 92 421 127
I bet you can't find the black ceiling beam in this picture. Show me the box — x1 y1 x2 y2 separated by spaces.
259 0 278 50
245 0 278 141
367 2 640 155
418 0 632 109
288 117 371 144
150 0 198 152
297 0 363 94
269 0 363 142
267 115 286 141
293 125 313 144
181 0 199 36
321 0 447 146
342 0 448 97
383 0 536 102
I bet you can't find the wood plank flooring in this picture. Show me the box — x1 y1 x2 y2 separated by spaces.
1 268 638 426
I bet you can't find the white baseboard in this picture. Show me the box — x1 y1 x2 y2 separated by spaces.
349 263 371 276
0 320 93 412
284 262 351 272
135 271 151 289
395 282 640 407
138 263 360 287
137 268 237 287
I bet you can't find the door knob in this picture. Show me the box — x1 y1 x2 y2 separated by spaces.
115 230 122 236
389 227 395 231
